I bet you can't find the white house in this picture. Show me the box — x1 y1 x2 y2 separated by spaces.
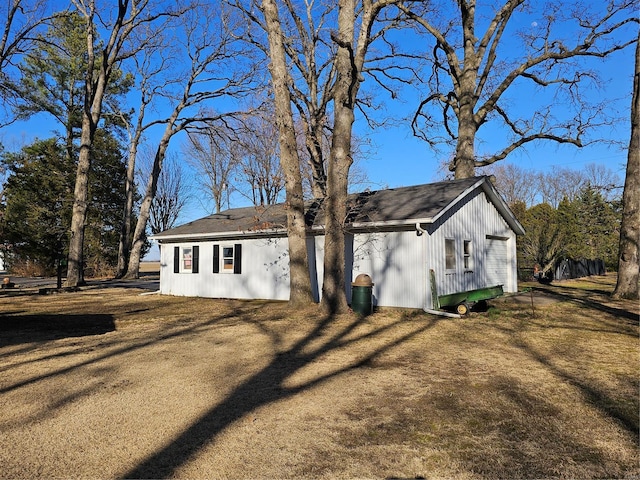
152 176 525 310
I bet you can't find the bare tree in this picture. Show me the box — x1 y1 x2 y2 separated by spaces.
538 166 586 208
402 0 638 179
485 161 622 208
320 0 404 313
583 162 623 201
483 163 539 207
237 0 337 200
240 0 416 199
260 0 314 306
124 2 256 279
613 33 639 300
115 28 171 278
185 123 239 213
235 109 285 206
251 0 409 311
145 152 189 236
0 0 61 122
65 0 180 286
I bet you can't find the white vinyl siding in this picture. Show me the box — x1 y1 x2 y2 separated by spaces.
161 238 288 300
425 188 518 305
350 231 424 308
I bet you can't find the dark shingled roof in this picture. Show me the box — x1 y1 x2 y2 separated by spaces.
154 176 501 240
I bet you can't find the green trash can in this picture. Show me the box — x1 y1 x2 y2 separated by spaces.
351 274 374 315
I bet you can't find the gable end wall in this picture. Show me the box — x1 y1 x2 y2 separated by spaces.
425 189 518 304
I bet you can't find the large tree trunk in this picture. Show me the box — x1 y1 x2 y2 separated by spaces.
65 0 133 286
454 111 477 179
453 3 480 180
306 116 327 199
66 7 106 287
262 0 313 306
321 118 352 313
613 35 639 300
66 119 93 286
125 133 171 279
116 105 146 278
320 0 357 314
115 140 138 278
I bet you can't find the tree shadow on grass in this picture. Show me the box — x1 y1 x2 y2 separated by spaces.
521 339 639 438
0 306 247 395
496 286 640 440
122 308 439 479
0 313 115 346
532 284 638 325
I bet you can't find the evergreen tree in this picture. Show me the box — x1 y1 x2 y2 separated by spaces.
568 187 620 269
83 131 131 276
515 187 621 279
1 132 128 276
15 11 132 154
1 139 72 274
519 203 566 275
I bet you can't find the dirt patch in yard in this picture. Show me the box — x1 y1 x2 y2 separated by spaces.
0 274 637 479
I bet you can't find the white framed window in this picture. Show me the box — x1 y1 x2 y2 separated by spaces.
463 240 472 270
213 243 242 274
445 238 456 270
173 245 199 274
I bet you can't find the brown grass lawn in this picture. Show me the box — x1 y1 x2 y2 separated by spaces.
0 274 637 479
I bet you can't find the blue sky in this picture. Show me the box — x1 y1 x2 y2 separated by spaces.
1 1 635 227
356 37 634 192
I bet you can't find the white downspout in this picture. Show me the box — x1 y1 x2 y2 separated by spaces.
423 307 462 319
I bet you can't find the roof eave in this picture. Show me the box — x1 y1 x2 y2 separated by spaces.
480 179 526 235
348 218 435 230
151 227 288 242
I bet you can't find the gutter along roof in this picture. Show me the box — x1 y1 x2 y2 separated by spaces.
152 176 524 242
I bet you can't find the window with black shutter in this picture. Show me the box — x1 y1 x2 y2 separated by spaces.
192 245 199 273
213 245 220 273
212 243 242 274
233 244 242 274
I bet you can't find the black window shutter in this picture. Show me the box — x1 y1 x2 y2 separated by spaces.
192 245 199 273
234 244 242 274
173 246 180 273
213 245 220 273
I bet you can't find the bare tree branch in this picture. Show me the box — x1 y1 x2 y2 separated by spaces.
402 0 639 178
124 1 259 278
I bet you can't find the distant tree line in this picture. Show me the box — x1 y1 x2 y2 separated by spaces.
488 163 622 279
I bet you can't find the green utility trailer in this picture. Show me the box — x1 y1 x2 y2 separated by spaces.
430 270 504 315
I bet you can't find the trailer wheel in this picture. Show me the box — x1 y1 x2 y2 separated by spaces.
456 303 469 315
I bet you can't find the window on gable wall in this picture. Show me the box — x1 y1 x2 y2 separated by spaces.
463 240 472 270
445 239 456 270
